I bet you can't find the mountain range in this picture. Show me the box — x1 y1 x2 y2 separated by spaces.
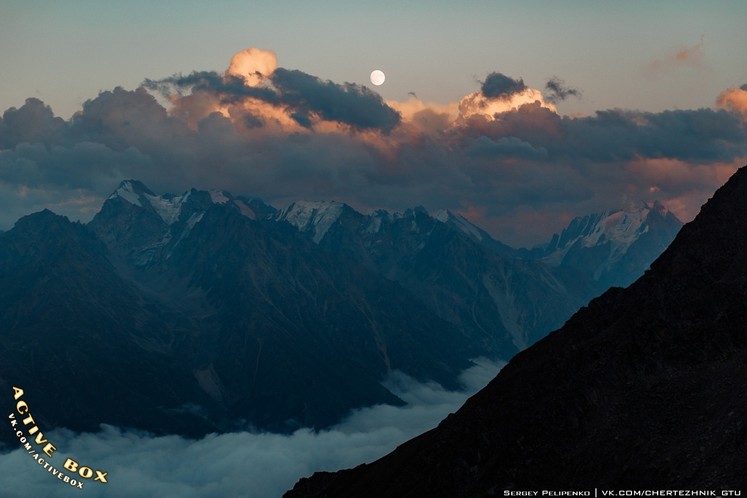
276 197 681 353
286 165 747 495
0 179 680 443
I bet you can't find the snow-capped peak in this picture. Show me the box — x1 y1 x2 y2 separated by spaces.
542 201 676 268
109 180 190 224
432 209 484 242
278 200 346 244
108 180 262 225
109 180 151 207
579 209 648 249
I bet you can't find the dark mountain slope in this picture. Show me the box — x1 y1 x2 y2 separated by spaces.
286 166 747 496
0 185 480 442
156 203 478 430
84 181 479 432
0 210 216 441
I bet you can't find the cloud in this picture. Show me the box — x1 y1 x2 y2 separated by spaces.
1 48 746 247
386 97 457 135
1 98 67 148
450 70 558 123
269 68 401 132
480 72 527 100
0 359 504 498
227 48 278 87
144 71 279 105
143 51 400 133
716 85 747 118
0 140 152 228
645 36 705 77
544 77 581 104
466 136 548 160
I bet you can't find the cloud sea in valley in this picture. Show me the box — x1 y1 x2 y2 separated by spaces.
0 358 503 498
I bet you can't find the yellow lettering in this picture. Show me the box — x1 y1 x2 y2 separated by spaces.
33 431 48 445
12 386 24 400
79 466 93 479
42 443 56 457
23 415 36 428
63 458 78 473
16 400 29 415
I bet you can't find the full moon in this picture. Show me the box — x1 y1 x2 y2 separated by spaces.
370 69 386 86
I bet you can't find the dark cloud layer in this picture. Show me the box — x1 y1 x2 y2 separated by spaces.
270 68 401 131
1 98 67 148
544 77 581 103
143 71 279 104
480 72 527 99
143 67 400 132
1 62 746 246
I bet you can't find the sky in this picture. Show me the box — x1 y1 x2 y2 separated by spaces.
1 1 747 246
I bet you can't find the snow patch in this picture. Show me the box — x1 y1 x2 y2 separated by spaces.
233 200 256 219
143 191 190 225
210 190 230 204
112 180 143 207
432 209 485 242
365 216 383 234
186 211 204 229
432 209 449 223
580 208 648 250
279 201 345 244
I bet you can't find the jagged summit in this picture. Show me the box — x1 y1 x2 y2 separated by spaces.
532 200 683 291
276 200 351 243
276 200 514 253
544 201 675 260
106 180 268 225
110 179 154 200
432 209 482 240
12 208 70 229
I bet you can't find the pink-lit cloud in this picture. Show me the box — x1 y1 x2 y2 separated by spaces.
645 36 705 77
716 85 747 118
227 47 278 86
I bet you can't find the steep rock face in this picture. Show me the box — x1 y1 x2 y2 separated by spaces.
285 166 747 496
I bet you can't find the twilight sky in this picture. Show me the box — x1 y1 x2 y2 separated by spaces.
2 0 747 246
